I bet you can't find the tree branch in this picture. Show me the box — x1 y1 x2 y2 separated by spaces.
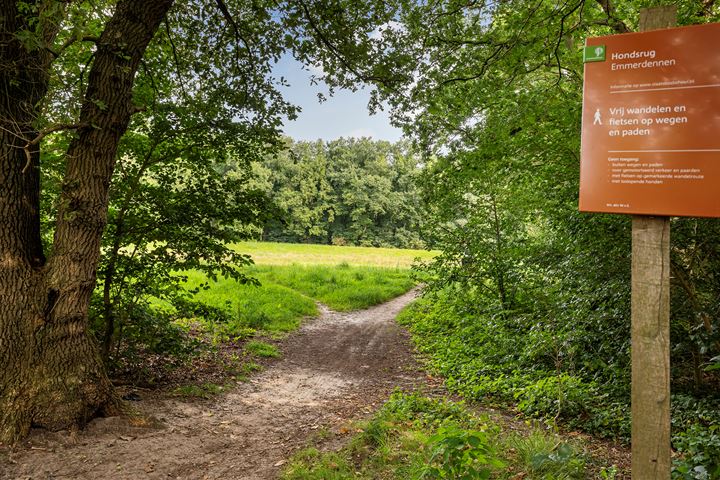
22 122 87 174
162 19 189 100
212 0 256 72
699 0 716 17
296 0 384 84
48 35 101 59
552 0 585 85
594 0 630 33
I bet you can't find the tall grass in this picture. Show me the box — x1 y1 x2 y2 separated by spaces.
182 270 316 335
181 263 415 333
255 264 416 311
230 241 438 268
177 241 427 337
282 392 594 480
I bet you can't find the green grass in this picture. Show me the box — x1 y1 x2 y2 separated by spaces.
168 242 424 355
282 392 595 480
506 431 586 479
244 340 281 358
182 269 317 335
254 264 416 311
230 241 438 268
180 262 416 335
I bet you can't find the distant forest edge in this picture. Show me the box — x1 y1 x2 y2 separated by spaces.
255 137 427 249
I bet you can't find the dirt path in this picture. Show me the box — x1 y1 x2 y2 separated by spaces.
1 289 431 480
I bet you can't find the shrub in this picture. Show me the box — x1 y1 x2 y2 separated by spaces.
673 424 720 480
422 425 504 479
514 374 598 420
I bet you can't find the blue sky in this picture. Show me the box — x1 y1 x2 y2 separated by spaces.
274 54 403 142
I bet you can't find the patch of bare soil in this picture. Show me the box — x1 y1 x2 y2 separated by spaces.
1 289 432 480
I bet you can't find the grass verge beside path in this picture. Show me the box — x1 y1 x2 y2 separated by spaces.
282 391 619 480
148 242 425 394
182 263 416 336
182 269 317 336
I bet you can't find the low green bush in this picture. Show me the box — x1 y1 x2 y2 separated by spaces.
282 392 595 479
422 425 504 479
398 292 720 477
397 297 616 432
514 373 598 420
673 424 720 480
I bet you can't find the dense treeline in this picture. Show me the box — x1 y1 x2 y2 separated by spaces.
259 138 425 249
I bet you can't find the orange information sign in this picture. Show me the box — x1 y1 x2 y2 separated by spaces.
580 22 720 217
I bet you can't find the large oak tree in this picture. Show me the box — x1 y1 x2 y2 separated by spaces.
0 0 400 443
1 0 174 444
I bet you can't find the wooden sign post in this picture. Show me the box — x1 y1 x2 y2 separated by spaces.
631 213 670 478
578 6 720 478
632 10 675 479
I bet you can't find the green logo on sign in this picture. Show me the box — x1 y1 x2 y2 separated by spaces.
583 45 606 63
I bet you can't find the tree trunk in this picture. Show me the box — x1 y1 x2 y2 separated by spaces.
0 0 174 444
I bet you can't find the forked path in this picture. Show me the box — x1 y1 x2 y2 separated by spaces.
2 289 430 480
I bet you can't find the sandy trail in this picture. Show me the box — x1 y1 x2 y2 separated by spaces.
1 289 429 480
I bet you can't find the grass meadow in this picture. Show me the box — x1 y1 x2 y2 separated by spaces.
230 241 437 268
180 242 434 338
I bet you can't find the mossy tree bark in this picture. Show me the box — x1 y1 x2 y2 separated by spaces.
0 0 174 444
